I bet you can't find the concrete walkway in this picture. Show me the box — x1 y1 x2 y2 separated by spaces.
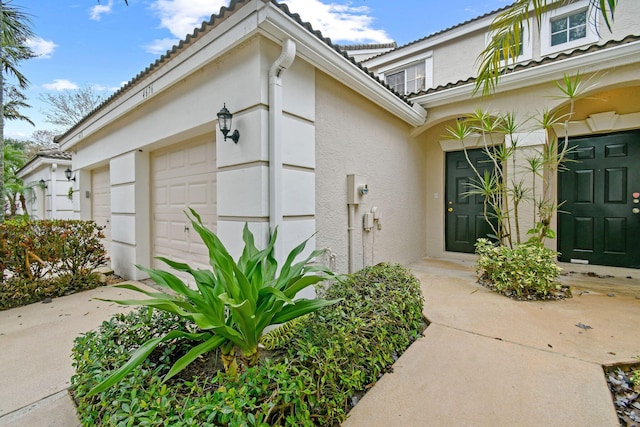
0 259 638 426
344 258 640 427
0 284 156 427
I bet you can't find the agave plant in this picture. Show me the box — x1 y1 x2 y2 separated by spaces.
87 208 339 396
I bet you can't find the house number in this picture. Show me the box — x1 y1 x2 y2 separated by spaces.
142 84 154 99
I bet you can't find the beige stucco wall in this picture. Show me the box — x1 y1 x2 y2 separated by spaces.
315 72 427 273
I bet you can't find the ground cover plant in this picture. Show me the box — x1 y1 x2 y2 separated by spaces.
71 262 426 426
474 238 569 300
0 218 107 310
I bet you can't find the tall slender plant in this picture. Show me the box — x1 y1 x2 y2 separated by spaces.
445 72 589 248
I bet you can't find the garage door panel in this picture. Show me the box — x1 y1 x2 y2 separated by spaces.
92 166 111 257
151 138 216 283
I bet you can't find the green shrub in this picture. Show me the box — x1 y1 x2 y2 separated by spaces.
0 218 107 281
0 273 103 310
475 238 562 298
0 219 108 310
71 263 426 426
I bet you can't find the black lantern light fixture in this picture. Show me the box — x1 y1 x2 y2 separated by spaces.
39 179 47 189
64 167 76 182
217 103 240 143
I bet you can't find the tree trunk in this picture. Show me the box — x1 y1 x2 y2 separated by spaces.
0 0 5 224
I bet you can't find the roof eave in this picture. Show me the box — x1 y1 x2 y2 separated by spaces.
258 5 426 126
410 39 640 108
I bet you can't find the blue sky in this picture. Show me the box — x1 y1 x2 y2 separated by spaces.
9 0 508 140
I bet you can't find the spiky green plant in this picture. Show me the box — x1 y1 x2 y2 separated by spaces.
87 208 339 396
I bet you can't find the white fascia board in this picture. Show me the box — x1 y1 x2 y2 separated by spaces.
257 6 426 126
362 15 494 70
17 157 70 179
58 2 262 151
411 40 640 108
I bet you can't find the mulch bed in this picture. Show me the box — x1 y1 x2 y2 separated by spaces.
605 363 640 426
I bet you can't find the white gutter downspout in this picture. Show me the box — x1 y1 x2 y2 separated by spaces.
51 163 58 219
269 39 296 259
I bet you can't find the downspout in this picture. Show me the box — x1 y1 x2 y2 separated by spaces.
51 163 57 219
269 39 296 259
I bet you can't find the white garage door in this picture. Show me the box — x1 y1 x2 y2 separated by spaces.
151 137 216 279
92 166 111 256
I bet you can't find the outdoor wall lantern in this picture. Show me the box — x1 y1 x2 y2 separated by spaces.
39 179 47 189
64 167 76 182
217 103 240 143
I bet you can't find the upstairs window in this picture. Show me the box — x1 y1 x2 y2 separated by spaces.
540 1 598 56
550 8 587 46
385 61 426 95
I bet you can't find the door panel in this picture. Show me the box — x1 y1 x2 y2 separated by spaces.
151 138 216 281
445 149 496 253
558 130 640 268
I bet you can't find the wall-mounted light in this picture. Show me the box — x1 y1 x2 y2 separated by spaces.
64 167 76 182
39 179 48 189
217 103 240 143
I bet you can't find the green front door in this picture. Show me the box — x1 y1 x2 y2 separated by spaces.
558 130 640 268
445 149 496 253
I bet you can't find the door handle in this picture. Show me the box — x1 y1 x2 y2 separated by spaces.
447 201 453 212
633 208 640 214
448 207 454 212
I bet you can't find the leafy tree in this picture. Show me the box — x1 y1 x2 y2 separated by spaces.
39 85 104 131
475 0 618 95
3 139 31 216
1 1 35 222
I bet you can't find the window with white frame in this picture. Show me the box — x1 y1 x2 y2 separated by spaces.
550 8 587 46
540 1 599 56
385 61 426 95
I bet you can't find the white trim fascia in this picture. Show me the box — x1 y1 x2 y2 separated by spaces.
17 157 71 179
58 1 262 151
58 0 426 150
257 6 426 126
411 39 640 108
362 14 495 70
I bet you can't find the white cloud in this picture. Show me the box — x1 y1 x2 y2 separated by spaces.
143 37 179 55
92 83 121 92
150 0 227 38
43 79 79 91
26 37 58 59
90 0 113 21
146 0 390 49
281 0 392 43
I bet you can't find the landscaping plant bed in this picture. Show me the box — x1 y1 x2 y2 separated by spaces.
605 363 640 426
71 263 427 426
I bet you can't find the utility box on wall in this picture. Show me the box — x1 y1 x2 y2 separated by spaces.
347 174 368 205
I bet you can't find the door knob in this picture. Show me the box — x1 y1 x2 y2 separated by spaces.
633 208 640 214
448 207 454 212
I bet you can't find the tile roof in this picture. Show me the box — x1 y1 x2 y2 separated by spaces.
412 34 640 97
57 0 413 142
33 149 72 160
335 42 398 51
